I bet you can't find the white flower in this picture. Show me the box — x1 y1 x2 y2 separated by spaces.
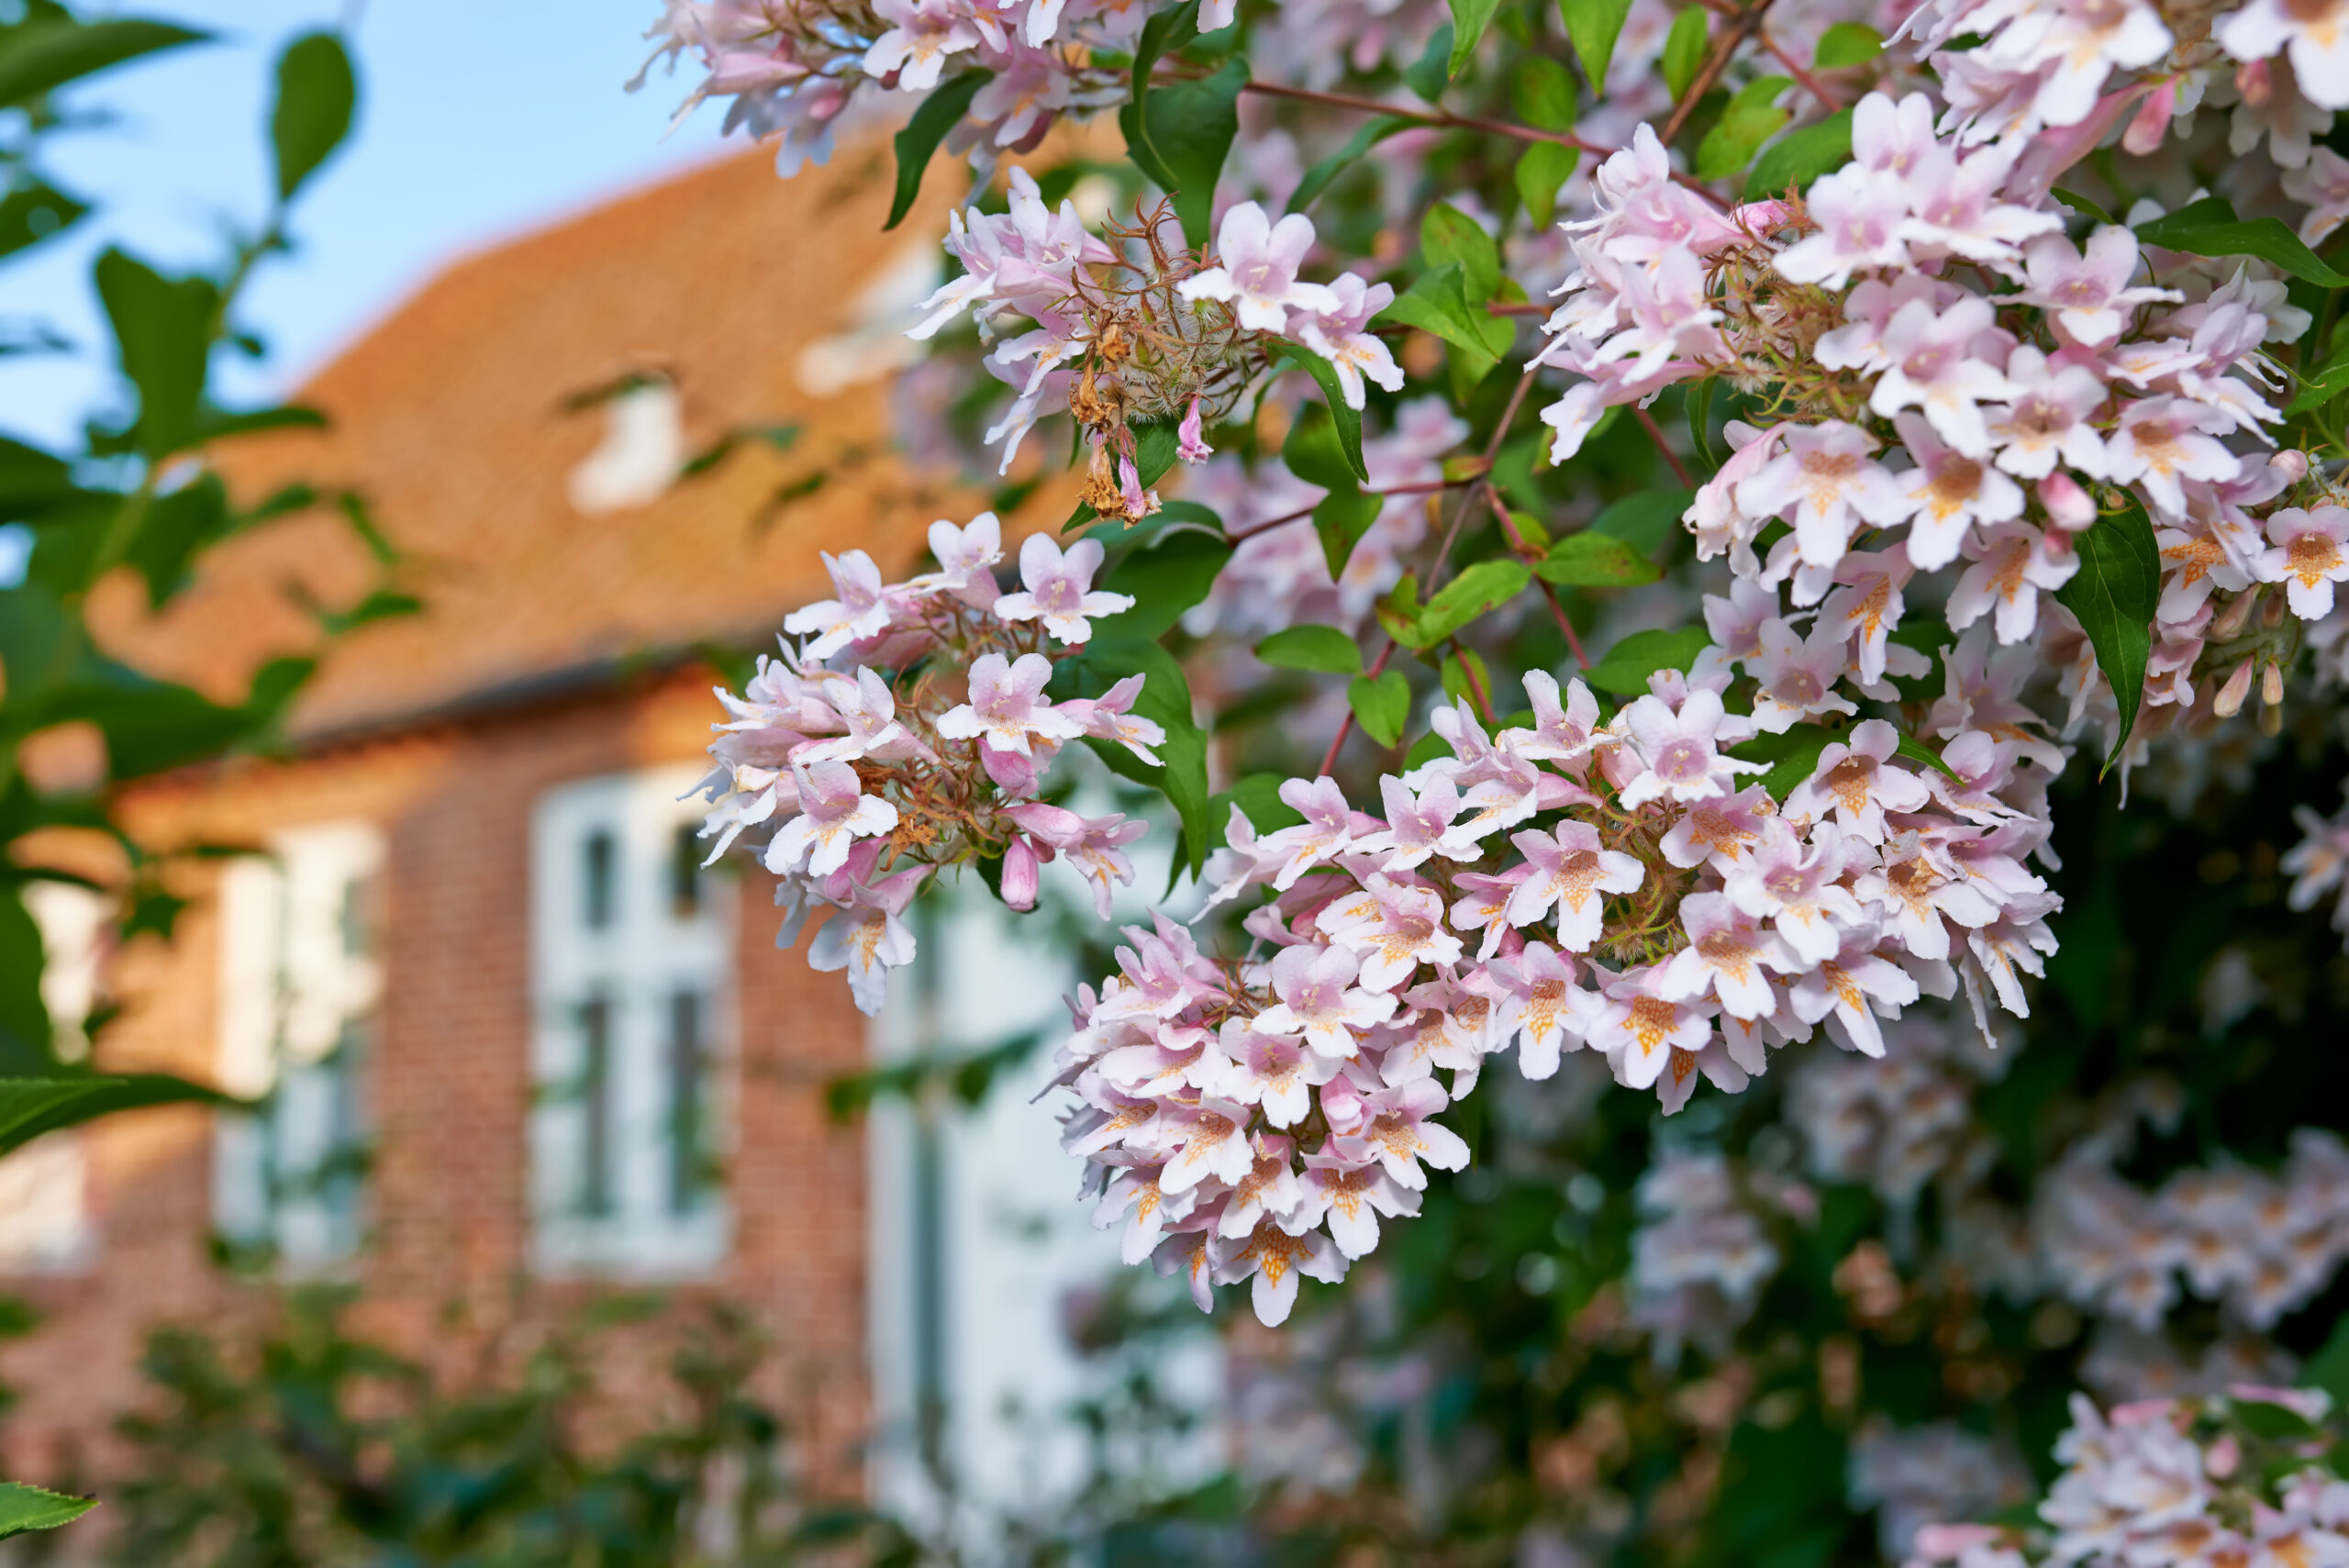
1177 201 1340 334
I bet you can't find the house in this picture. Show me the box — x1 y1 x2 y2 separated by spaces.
0 139 1163 1513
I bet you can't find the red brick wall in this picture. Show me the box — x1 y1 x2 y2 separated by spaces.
0 669 872 1489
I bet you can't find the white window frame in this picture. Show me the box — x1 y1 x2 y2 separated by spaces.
529 764 732 1278
212 820 384 1270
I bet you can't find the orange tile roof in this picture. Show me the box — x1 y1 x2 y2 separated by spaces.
91 140 999 740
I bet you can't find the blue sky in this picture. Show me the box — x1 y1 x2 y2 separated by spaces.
2 0 733 448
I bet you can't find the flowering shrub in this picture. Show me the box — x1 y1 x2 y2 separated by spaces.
657 0 2349 1548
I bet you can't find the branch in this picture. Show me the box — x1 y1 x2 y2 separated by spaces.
1660 0 1778 145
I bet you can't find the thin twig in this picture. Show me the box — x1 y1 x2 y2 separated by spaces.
1320 639 1397 776
1759 28 1842 110
1481 481 1589 668
1660 0 1777 145
1632 406 1697 487
1230 78 1727 201
1223 477 1468 544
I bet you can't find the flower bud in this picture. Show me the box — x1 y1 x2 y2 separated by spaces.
2122 80 2176 156
2238 58 2273 107
1177 395 1213 463
1005 800 1086 849
2213 657 2254 717
1001 837 1041 911
2039 472 2097 533
2270 448 2310 483
2211 589 2258 639
1319 1073 1369 1136
2263 661 2286 707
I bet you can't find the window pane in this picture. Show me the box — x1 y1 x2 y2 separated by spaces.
583 830 615 930
667 989 703 1216
579 996 613 1218
670 823 701 919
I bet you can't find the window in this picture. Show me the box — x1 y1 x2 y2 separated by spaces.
529 766 730 1277
213 822 383 1269
0 882 109 1274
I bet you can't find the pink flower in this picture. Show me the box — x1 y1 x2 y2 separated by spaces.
1323 875 1464 990
1252 943 1396 1058
1658 784 1775 870
2220 0 2349 112
1584 972 1715 1089
807 865 928 1016
1869 295 2019 458
1294 1151 1421 1260
1749 617 1861 732
936 651 1085 757
1159 1095 1258 1195
1895 411 2026 571
782 549 893 657
1894 142 2061 265
1296 272 1405 408
2254 505 2349 617
1786 930 1921 1057
1773 165 1913 287
1177 201 1340 333
1736 419 1909 570
1062 673 1167 764
1820 544 1916 687
1617 685 1767 808
1518 670 1602 769
1484 941 1586 1078
861 0 980 90
765 760 899 877
1063 813 1149 918
1504 822 1644 950
1215 1218 1347 1326
1352 773 1476 872
1985 344 2111 478
1336 1080 1471 1189
991 533 1133 644
1723 818 1867 964
1785 719 1932 843
1947 521 2079 643
913 510 1004 609
1658 892 1799 1020
1177 396 1213 463
2105 396 2242 518
1259 774 1359 889
2020 223 2179 345
1204 1020 1338 1128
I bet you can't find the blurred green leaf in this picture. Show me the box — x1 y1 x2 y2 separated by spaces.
0 13 206 111
1512 55 1578 130
1515 139 1577 228
887 70 991 229
1743 108 1853 199
0 177 85 261
1535 530 1663 586
1422 203 1501 301
269 32 356 202
94 249 217 459
1661 7 1707 102
1559 0 1633 88
1812 21 1881 65
1092 529 1233 641
1256 625 1364 673
1583 625 1709 695
1348 668 1410 746
1287 115 1409 212
1446 0 1501 75
1696 75 1791 180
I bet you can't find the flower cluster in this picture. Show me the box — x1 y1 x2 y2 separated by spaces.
635 0 1132 176
1625 1149 1792 1362
692 514 1162 1013
1057 621 2066 1319
2032 1130 2349 1331
912 184 1401 496
1911 1391 2349 1568
1538 88 2349 777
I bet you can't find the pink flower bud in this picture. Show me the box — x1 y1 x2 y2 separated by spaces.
2208 1432 2240 1479
2272 448 2310 482
1177 396 1213 463
2214 657 2254 717
2122 80 2176 156
1005 800 1086 849
1118 455 1148 517
1001 837 1041 910
1319 1074 1369 1136
2039 472 2097 533
2238 58 2273 107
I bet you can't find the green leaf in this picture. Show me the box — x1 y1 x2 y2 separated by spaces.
1440 648 1493 709
0 15 206 111
1126 53 1244 248
1513 55 1579 130
887 71 992 229
1591 485 1695 558
0 1073 231 1155
0 435 75 524
1213 773 1307 833
2134 196 2349 288
1742 107 1853 199
2301 1310 2349 1408
1348 669 1411 746
1092 529 1234 641
1403 21 1454 102
1312 489 1382 579
1534 530 1663 586
1447 0 1503 76
1418 558 1531 642
1583 625 1709 695
0 895 51 1075
1811 21 1881 66
1059 640 1213 874
269 32 356 203
1422 204 1502 302
1380 262 1511 383
1277 352 1368 481
1559 0 1634 88
1284 401 1360 491
0 1480 95 1539
126 471 231 607
1696 76 1791 181
2050 186 2115 226
93 250 217 459
1892 730 1960 783
1287 116 1409 212
1257 625 1364 673
2290 334 2349 415
1731 724 1839 801
1514 139 1578 228
0 177 85 261
2053 497 2162 775
1661 7 1708 103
